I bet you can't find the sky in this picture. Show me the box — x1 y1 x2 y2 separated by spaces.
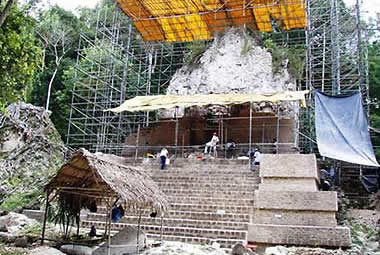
46 0 99 11
344 0 379 20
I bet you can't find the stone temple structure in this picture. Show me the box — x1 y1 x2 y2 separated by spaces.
248 154 351 247
123 29 299 156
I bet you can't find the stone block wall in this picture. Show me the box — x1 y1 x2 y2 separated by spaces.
247 154 351 247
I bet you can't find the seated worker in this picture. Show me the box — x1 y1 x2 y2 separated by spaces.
319 168 331 191
225 141 236 159
204 132 219 156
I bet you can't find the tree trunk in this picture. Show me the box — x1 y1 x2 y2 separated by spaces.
0 0 16 28
45 67 58 112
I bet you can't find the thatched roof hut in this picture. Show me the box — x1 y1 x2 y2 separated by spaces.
45 148 168 211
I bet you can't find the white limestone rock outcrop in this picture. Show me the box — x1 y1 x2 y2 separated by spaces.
167 28 296 96
162 28 298 118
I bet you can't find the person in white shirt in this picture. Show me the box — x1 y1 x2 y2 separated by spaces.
160 148 169 170
253 148 261 170
204 132 219 156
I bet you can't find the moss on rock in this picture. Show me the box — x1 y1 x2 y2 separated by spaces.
0 102 67 211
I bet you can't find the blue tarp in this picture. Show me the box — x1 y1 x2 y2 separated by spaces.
315 91 379 167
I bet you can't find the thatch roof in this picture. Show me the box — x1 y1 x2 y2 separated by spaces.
46 148 168 212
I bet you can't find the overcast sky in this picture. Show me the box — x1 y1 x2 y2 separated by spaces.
47 0 99 11
344 0 379 20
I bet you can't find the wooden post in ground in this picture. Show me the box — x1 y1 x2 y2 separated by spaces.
135 124 141 163
41 191 50 245
249 102 253 168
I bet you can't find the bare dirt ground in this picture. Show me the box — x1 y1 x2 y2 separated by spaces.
347 209 380 228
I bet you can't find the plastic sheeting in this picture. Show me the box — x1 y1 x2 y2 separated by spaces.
116 0 306 42
105 91 309 113
360 175 379 193
315 91 379 167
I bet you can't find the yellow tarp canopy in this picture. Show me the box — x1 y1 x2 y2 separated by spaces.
116 0 306 42
106 91 309 113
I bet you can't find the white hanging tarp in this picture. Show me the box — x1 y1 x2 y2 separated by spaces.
315 91 379 167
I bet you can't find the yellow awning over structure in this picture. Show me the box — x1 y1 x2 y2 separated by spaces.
106 91 309 113
115 0 306 42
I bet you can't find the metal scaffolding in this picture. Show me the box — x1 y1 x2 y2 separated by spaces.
300 0 369 152
66 0 369 155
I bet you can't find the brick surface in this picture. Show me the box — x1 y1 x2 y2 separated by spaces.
260 154 318 179
252 210 337 227
254 190 338 211
248 224 351 247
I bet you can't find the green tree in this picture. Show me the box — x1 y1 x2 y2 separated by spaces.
29 6 82 139
0 2 41 109
368 14 380 157
35 6 80 111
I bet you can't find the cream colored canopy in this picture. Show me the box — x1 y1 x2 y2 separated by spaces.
105 91 309 113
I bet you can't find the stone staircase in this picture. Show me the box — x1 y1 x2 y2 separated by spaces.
81 159 259 248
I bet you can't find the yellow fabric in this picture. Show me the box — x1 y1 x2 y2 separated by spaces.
115 0 307 42
106 91 309 113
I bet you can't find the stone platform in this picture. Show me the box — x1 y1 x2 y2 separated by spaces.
247 154 351 247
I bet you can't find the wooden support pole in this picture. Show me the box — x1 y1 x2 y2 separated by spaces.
41 191 50 245
249 102 253 168
107 199 112 255
276 107 280 154
174 107 179 158
182 135 185 158
160 213 164 241
136 210 142 254
135 124 141 163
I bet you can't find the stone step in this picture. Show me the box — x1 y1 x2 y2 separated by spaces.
156 182 257 191
145 233 245 248
82 220 247 241
97 203 252 214
80 228 244 248
93 208 250 222
146 170 257 176
86 213 248 230
248 224 351 247
146 165 252 172
160 188 256 198
134 158 250 166
166 196 254 206
150 176 260 183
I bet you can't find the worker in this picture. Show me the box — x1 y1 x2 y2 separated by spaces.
204 132 219 157
249 147 261 171
160 147 169 170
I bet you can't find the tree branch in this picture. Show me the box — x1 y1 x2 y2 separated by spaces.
0 0 16 28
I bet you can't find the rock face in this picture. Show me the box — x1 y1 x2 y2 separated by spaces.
29 246 66 255
0 102 66 209
162 28 298 119
0 212 38 234
92 226 146 255
60 244 94 255
167 28 296 96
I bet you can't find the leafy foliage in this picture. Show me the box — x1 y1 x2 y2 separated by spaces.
264 39 305 79
0 3 41 107
183 40 208 69
0 190 40 211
